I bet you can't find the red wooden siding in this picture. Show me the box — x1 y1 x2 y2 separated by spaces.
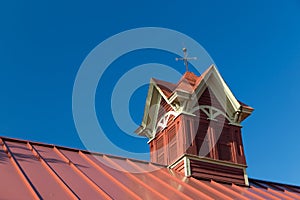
171 160 185 174
198 87 225 112
189 159 246 185
157 98 172 122
151 117 183 165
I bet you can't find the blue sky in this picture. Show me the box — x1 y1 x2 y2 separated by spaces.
1 1 300 185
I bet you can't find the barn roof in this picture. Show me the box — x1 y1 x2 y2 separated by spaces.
0 136 299 199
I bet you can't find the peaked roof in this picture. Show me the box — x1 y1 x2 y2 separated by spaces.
0 136 299 199
136 65 254 138
153 65 253 110
153 70 205 97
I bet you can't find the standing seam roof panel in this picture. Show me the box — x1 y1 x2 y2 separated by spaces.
89 154 169 200
125 158 194 200
33 144 107 199
60 149 140 200
102 154 186 199
1 137 300 200
0 147 33 199
5 141 71 199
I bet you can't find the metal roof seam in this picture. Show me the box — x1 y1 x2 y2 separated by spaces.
27 142 80 200
283 190 300 199
101 155 169 200
210 180 249 200
157 168 214 200
125 159 194 200
231 184 265 200
0 138 42 200
78 151 142 200
188 177 232 200
250 187 281 200
249 178 300 191
250 180 268 189
285 185 300 193
53 147 113 200
266 183 286 191
266 188 294 200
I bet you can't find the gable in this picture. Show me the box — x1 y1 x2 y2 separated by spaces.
188 65 253 125
136 65 254 139
135 79 176 138
193 87 231 124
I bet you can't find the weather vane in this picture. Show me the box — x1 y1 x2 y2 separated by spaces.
175 48 197 72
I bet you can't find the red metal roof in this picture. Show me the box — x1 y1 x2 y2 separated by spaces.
0 136 299 199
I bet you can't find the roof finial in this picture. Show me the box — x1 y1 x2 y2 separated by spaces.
175 48 197 72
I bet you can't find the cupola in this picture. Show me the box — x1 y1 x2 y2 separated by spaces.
135 65 254 186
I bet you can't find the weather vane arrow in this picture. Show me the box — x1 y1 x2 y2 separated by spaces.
175 47 197 72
